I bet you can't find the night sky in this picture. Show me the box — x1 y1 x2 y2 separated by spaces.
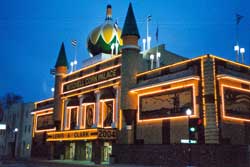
0 0 249 103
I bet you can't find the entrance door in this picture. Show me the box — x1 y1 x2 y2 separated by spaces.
69 143 75 160
103 142 112 162
85 142 92 161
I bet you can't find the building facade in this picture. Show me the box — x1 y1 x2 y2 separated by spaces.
31 3 250 165
0 103 34 159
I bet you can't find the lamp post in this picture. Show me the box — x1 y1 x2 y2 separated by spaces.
186 108 192 167
13 128 18 159
234 44 240 62
240 48 245 64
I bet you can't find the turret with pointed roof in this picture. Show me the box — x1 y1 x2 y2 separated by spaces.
121 3 140 48
55 42 68 68
53 42 68 130
121 3 140 38
120 3 141 132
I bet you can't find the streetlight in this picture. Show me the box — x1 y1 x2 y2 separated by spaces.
13 128 18 159
186 108 192 167
234 44 240 62
240 48 245 64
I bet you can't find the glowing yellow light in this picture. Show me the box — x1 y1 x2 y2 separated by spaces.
84 103 96 128
130 76 200 93
63 55 121 78
212 58 219 127
201 58 207 126
101 99 115 128
31 107 54 115
62 76 121 94
137 84 198 122
119 109 122 130
62 82 119 99
220 84 250 122
136 55 208 77
217 75 250 85
46 129 98 141
210 55 250 70
63 64 121 85
35 128 56 133
34 111 55 133
47 136 98 142
34 98 54 106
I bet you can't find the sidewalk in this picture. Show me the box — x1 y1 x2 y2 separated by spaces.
1 159 158 167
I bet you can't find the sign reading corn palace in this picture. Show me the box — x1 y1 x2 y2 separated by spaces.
63 66 121 93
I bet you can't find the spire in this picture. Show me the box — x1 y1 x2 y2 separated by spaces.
121 3 140 38
55 42 68 68
105 4 112 20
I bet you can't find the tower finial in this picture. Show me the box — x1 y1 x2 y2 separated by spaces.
106 4 112 20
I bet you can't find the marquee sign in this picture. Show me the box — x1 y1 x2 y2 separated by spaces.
63 66 121 93
222 85 250 120
46 128 117 141
139 86 194 120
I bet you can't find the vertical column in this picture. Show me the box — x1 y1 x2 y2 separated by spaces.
63 99 69 130
77 95 84 129
93 90 101 128
202 57 219 144
112 85 119 128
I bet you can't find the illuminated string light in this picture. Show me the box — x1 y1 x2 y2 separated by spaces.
137 84 198 122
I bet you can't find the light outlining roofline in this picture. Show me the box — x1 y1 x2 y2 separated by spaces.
31 108 53 115
34 98 54 106
63 64 121 85
136 55 208 77
63 55 121 78
137 84 198 123
130 76 200 93
217 74 250 85
221 84 250 122
62 76 121 95
62 82 120 99
211 55 250 70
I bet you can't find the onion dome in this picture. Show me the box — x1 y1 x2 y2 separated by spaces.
87 5 123 57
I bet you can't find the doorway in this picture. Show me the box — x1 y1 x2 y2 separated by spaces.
85 142 92 161
103 142 112 162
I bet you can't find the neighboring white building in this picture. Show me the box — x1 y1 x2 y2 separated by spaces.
0 103 34 159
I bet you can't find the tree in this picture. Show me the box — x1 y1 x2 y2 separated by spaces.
0 92 23 110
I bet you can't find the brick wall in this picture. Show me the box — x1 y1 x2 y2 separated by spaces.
113 144 250 167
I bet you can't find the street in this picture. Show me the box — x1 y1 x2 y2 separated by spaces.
0 161 157 167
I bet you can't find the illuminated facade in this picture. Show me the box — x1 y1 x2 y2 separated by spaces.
31 3 250 164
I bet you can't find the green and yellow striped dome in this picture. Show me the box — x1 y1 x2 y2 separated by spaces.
87 5 123 56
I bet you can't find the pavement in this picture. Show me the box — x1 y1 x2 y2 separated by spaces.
0 159 159 167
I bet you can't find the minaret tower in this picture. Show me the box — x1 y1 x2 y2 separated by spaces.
53 42 68 130
121 3 140 144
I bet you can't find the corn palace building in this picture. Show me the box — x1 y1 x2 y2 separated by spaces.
31 3 250 165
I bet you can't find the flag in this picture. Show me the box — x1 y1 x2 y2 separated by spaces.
71 39 77 47
147 15 152 22
236 14 244 25
156 25 159 42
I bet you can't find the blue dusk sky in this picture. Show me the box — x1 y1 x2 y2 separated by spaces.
0 0 249 102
